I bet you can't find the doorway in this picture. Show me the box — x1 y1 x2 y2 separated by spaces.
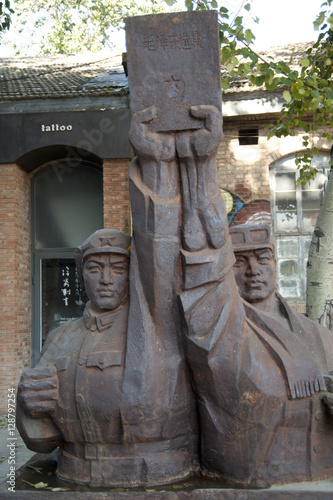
31 160 103 364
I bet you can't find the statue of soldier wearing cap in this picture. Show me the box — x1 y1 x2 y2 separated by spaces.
180 179 333 487
17 134 199 488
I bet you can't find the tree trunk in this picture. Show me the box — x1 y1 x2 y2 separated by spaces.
306 163 333 330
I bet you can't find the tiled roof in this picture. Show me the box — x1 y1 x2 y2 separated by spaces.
0 42 311 102
0 52 128 101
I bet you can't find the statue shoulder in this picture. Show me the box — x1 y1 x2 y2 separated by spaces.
41 316 84 356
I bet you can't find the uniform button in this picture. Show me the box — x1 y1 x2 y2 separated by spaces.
76 394 84 404
78 357 86 365
99 358 104 365
313 443 322 453
315 411 323 421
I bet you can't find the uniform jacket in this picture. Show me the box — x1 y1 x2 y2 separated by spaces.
180 238 333 487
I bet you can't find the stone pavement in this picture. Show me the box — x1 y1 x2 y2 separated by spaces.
0 415 35 485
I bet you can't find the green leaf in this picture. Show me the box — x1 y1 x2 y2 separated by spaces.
252 74 266 86
300 58 310 67
283 90 292 103
226 56 238 73
325 91 333 100
221 77 230 89
33 482 49 489
314 11 325 30
245 28 254 45
311 89 321 99
244 3 251 11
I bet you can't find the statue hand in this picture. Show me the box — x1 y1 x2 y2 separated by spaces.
129 106 176 161
176 105 226 250
18 366 59 419
190 105 223 158
176 105 222 160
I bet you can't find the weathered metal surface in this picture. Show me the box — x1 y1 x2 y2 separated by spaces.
126 11 221 132
17 225 198 487
2 452 333 498
180 219 333 486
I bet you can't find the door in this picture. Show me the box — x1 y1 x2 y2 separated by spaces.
31 160 103 364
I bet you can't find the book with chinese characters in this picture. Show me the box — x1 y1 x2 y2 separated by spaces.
126 11 221 132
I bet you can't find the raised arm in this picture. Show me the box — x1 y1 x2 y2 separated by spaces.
175 105 227 252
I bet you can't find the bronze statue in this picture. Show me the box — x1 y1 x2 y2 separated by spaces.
17 10 333 490
17 218 198 487
178 128 333 486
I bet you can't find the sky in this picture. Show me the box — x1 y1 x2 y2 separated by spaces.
248 0 325 50
113 0 326 52
0 0 327 57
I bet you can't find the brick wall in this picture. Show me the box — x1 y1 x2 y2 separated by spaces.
103 159 131 234
217 119 330 227
0 164 31 412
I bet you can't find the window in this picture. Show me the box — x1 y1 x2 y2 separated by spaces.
238 127 259 145
33 161 103 248
270 153 330 301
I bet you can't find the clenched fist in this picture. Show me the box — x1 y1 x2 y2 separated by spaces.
18 366 59 419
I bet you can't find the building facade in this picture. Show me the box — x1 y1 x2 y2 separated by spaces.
0 43 329 411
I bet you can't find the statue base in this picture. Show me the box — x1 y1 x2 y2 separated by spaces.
0 452 333 499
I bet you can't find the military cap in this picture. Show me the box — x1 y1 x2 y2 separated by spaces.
74 229 131 301
229 224 274 252
75 229 131 268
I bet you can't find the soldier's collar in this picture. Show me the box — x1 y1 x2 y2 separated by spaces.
83 301 126 332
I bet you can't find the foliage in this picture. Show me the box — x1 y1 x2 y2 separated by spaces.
0 0 13 32
264 1 333 184
168 0 333 183
5 0 178 55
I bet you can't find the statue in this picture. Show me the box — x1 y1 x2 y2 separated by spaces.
179 183 333 486
16 9 333 491
17 221 198 486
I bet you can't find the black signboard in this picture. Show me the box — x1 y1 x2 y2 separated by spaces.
0 109 131 168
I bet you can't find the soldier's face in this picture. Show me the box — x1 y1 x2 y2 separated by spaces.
233 248 276 303
83 253 129 312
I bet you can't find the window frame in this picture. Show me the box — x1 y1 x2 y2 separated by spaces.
270 152 330 302
31 159 103 364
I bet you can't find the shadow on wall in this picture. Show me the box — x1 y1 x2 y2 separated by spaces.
221 188 271 227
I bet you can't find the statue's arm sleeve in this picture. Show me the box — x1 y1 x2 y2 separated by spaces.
128 156 181 326
16 326 66 453
177 107 247 402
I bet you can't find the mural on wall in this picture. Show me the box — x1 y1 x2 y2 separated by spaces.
221 186 271 227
